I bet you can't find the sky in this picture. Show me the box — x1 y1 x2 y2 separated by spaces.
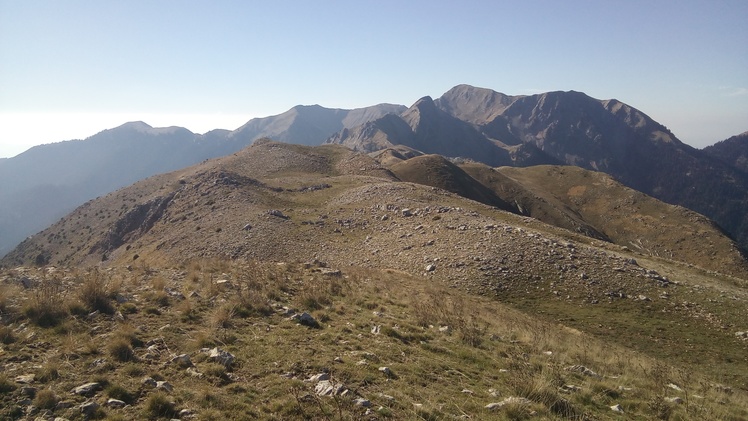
1 0 746 158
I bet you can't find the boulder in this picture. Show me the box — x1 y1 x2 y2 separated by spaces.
315 380 348 396
70 382 102 397
206 347 235 367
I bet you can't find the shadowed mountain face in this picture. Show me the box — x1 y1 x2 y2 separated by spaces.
329 85 748 251
703 131 748 174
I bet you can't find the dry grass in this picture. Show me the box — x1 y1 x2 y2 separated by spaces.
0 261 746 420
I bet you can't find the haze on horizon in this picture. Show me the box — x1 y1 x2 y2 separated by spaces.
1 0 746 159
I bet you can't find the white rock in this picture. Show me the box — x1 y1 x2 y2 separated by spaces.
485 397 531 410
315 380 347 396
156 381 173 392
70 382 102 396
610 404 624 412
307 373 330 382
207 347 235 367
378 366 393 376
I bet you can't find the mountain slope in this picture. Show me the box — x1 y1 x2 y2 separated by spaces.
229 103 405 146
3 142 748 400
328 97 514 166
386 154 515 212
0 122 250 257
703 131 748 174
330 85 748 251
492 165 748 278
0 105 403 257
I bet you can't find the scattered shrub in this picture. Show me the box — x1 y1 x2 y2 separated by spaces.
37 362 60 382
79 270 115 314
106 384 135 405
108 337 136 362
33 388 58 410
23 278 67 327
144 392 177 419
0 374 16 394
0 325 16 344
210 304 235 329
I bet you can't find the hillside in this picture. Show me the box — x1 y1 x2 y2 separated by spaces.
0 105 403 257
491 165 748 278
703 131 748 174
327 85 748 252
1 142 747 420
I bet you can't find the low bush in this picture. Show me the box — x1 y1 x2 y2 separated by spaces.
144 392 178 419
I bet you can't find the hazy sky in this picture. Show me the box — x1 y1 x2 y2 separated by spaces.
1 0 746 158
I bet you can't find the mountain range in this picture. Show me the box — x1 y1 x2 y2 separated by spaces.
0 84 746 259
1 113 748 418
0 104 401 256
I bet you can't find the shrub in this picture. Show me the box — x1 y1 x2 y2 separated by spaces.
23 278 67 327
106 384 135 405
0 374 15 394
78 270 115 314
37 362 60 382
33 389 58 410
144 392 178 419
108 337 136 362
210 304 235 329
0 325 16 344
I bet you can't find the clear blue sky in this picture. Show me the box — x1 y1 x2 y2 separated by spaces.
1 0 746 158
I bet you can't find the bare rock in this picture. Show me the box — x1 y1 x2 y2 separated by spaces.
79 401 100 416
485 397 532 410
315 380 348 396
15 374 35 384
70 382 102 397
141 377 157 388
169 353 193 368
292 312 319 328
206 347 235 367
106 398 127 408
156 381 173 392
565 365 601 378
610 404 624 412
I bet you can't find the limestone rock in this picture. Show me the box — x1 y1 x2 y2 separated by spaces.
315 380 348 396
485 397 532 410
206 347 235 367
70 382 102 397
156 381 173 392
565 365 601 378
79 401 100 416
106 398 127 408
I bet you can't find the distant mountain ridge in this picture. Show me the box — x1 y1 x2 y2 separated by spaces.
230 103 406 146
703 131 748 174
0 104 404 256
328 85 748 250
1 84 746 257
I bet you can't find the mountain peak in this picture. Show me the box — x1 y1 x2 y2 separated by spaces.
436 84 516 124
118 121 153 131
